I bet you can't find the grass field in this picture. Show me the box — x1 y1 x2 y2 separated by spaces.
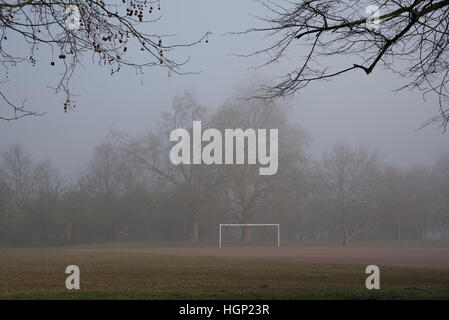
0 243 449 300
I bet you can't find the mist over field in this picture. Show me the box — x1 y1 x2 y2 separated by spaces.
0 0 447 246
0 87 448 245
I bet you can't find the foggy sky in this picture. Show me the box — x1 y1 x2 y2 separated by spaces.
0 0 447 180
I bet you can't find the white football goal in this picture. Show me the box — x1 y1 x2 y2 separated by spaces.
219 224 280 248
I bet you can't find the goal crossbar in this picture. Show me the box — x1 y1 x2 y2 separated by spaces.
219 224 280 248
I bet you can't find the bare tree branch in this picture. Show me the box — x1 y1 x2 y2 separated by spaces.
239 0 449 131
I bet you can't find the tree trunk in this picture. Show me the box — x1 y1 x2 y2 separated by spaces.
66 229 72 242
40 220 48 242
190 218 199 243
240 165 252 243
342 233 351 246
241 225 252 242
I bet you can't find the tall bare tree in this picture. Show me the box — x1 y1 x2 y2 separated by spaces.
0 143 45 240
376 165 408 241
434 151 449 238
84 141 136 239
112 92 225 242
320 144 380 246
0 144 40 209
33 160 62 241
215 96 307 242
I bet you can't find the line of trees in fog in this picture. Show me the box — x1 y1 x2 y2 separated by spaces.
1 92 448 246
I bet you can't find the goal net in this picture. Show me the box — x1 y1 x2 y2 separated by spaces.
219 224 280 248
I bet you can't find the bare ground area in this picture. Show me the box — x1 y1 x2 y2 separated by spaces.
2 246 449 299
76 246 449 269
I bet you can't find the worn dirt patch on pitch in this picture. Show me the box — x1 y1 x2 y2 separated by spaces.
76 247 449 269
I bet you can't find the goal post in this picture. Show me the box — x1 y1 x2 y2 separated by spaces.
219 224 280 248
